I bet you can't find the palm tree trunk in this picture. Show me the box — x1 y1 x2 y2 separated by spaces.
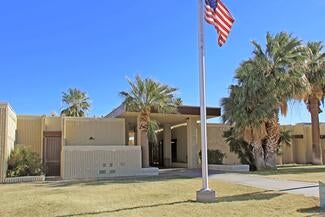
138 110 151 168
252 143 266 170
309 96 323 165
140 130 150 167
265 114 280 170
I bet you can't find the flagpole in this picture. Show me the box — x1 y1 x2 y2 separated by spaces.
196 0 216 202
198 0 209 191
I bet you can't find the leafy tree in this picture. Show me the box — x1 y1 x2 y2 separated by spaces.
120 76 179 167
61 88 91 117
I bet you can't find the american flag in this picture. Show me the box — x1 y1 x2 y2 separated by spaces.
205 0 235 47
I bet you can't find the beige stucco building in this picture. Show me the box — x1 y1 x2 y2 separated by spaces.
106 104 237 169
1 103 228 180
1 102 325 181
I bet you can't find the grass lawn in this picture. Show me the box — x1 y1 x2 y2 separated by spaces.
0 176 320 217
252 164 325 183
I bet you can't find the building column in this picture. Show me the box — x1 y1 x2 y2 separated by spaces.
163 124 172 167
137 116 150 168
187 117 198 169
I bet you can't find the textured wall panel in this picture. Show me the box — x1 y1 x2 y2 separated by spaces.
62 146 142 179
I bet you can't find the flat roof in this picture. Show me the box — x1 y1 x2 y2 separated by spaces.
106 104 221 118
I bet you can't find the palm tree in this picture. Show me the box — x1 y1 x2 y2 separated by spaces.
61 88 91 117
303 42 325 164
120 76 179 167
250 32 307 169
222 60 277 170
222 32 308 170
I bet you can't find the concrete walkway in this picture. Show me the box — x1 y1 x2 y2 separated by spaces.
210 173 319 198
159 169 320 198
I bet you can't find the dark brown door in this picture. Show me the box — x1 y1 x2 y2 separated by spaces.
43 132 61 176
171 139 177 162
149 140 164 167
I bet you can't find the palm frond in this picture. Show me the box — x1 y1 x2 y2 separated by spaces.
147 120 159 144
120 75 180 142
61 88 91 117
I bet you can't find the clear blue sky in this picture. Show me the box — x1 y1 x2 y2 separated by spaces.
0 0 324 124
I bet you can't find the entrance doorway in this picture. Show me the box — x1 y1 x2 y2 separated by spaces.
171 139 177 162
43 132 61 176
149 140 164 167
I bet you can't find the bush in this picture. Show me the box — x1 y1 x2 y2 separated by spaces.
7 146 45 177
223 128 256 171
199 149 225 165
224 128 292 171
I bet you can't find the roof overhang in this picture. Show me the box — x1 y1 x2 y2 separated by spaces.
106 104 221 126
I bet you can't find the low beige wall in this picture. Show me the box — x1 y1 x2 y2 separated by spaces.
0 104 17 182
205 124 241 165
62 145 142 179
64 118 125 146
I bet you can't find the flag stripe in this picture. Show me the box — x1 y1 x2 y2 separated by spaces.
217 0 235 22
205 0 234 47
206 5 232 31
215 11 232 29
216 8 233 28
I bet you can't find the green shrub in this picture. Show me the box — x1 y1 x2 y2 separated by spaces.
7 146 45 177
278 129 292 155
223 128 256 171
199 149 225 165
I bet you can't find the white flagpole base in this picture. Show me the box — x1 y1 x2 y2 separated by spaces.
196 189 216 203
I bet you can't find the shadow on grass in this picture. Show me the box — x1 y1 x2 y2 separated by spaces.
216 190 282 203
42 176 197 188
279 185 319 192
42 169 223 188
56 190 282 217
56 200 195 217
297 206 321 216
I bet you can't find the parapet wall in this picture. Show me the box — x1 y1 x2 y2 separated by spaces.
64 117 126 146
